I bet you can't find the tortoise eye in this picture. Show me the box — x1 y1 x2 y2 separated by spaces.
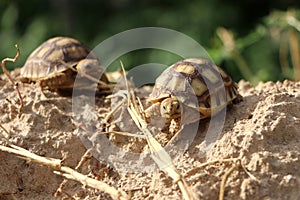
163 105 166 110
84 64 92 70
176 104 180 110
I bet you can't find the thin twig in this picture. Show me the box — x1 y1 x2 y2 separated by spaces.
0 124 11 138
128 101 196 200
104 98 127 123
0 124 12 144
219 164 236 200
119 60 130 106
1 45 20 84
0 144 129 200
240 161 260 183
104 131 147 139
184 158 237 178
117 63 195 200
55 149 93 197
184 157 259 200
1 44 23 111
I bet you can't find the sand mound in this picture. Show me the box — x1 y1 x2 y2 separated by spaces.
0 69 299 199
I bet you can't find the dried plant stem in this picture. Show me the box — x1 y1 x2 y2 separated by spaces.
104 98 127 123
105 131 146 138
117 61 195 199
217 27 254 82
0 144 129 200
127 102 195 200
0 124 11 138
124 89 195 199
1 44 23 111
184 158 237 177
219 164 236 200
55 149 93 197
1 45 20 84
184 157 259 200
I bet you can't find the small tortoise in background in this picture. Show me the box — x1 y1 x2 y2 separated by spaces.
20 37 109 92
145 58 242 133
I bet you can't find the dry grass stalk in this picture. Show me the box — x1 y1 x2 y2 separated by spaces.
219 163 237 200
118 61 196 200
127 90 196 200
0 144 129 200
184 158 237 177
55 148 93 197
217 27 254 82
105 131 146 138
0 124 11 139
184 157 260 200
104 98 127 123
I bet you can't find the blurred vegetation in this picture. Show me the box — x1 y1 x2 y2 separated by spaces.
0 0 299 84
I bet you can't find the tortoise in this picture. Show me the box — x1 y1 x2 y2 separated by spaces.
145 58 242 133
20 36 109 92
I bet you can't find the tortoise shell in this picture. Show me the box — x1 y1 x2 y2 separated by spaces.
149 58 242 120
20 36 108 89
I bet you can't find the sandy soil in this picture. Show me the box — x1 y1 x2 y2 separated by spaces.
0 69 299 200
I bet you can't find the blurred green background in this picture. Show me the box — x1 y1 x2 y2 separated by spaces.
0 0 299 84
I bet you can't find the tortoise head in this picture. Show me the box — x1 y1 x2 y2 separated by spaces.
160 96 181 119
76 59 101 75
76 59 108 83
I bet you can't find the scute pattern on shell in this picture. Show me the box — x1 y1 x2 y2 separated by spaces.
149 58 240 110
21 37 98 81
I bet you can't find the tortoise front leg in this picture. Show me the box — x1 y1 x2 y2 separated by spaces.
145 102 181 134
198 107 212 119
198 104 228 119
169 117 181 135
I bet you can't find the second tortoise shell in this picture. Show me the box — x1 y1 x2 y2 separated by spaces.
20 36 108 90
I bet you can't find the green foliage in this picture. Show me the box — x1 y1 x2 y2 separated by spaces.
210 9 300 83
0 1 299 84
